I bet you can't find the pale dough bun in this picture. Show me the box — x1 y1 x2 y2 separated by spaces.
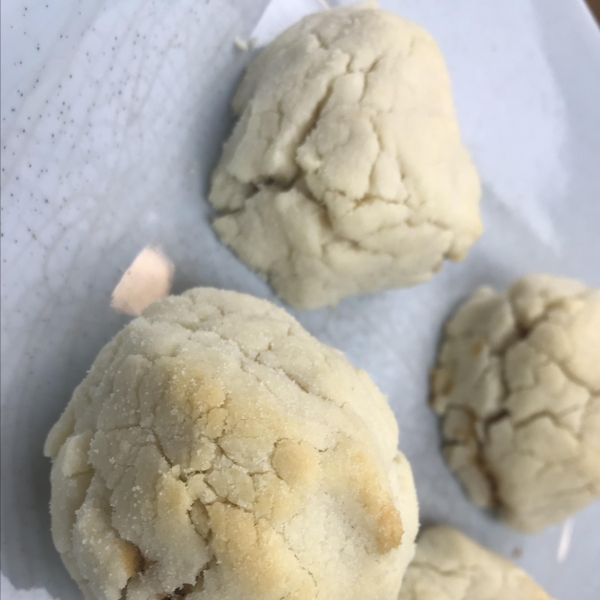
45 287 418 600
431 274 600 532
209 5 482 309
398 526 553 600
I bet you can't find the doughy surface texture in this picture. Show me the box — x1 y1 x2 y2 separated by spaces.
398 526 552 600
45 287 418 600
209 5 481 309
431 274 600 532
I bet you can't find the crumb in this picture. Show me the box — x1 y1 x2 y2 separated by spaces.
110 247 174 316
233 36 248 52
557 519 573 563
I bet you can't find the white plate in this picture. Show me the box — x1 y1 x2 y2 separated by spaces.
2 1 600 598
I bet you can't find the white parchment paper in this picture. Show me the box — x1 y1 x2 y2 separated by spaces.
2 1 599 598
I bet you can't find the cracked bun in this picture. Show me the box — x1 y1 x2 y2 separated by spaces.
45 287 418 600
431 274 600 532
398 526 553 600
209 5 481 309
